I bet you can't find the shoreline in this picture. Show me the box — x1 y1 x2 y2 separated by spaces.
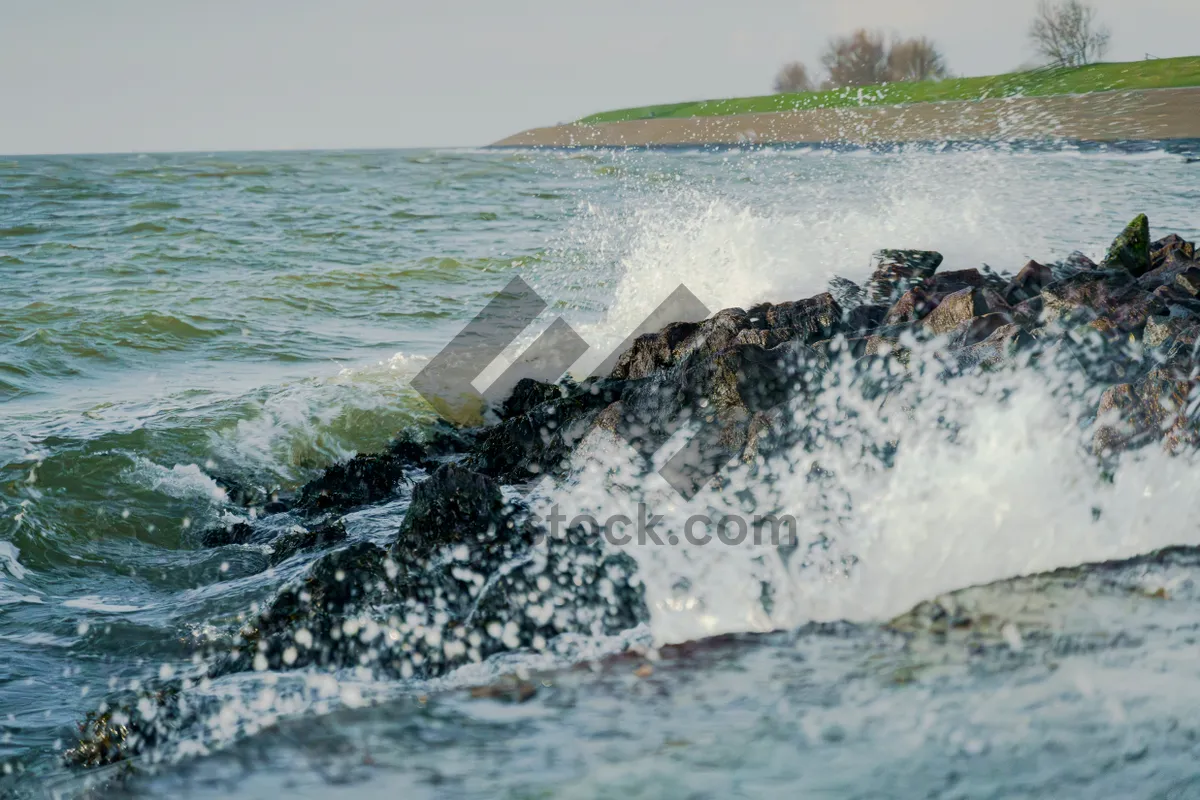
492 87 1200 148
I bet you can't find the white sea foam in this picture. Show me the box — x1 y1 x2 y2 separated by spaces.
425 148 1200 647
529 337 1200 646
0 541 28 580
208 354 432 480
63 595 155 613
130 459 229 503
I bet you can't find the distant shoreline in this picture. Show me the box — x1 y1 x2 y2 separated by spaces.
492 87 1200 148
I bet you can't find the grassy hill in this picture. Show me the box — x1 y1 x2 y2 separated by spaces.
578 56 1200 125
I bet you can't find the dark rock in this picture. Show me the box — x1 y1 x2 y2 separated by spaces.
389 422 475 460
931 268 997 292
1100 214 1151 277
1149 284 1200 318
199 521 254 548
884 285 939 325
1150 233 1195 270
1092 367 1198 455
242 541 393 671
64 686 185 768
1176 268 1200 297
262 499 289 515
297 452 414 511
76 213 1200 769
947 312 1017 349
761 292 842 340
948 322 1035 371
828 276 866 310
466 379 623 481
1040 269 1153 331
1011 295 1045 328
1005 260 1054 304
919 287 1003 336
1137 248 1200 290
844 303 887 333
610 319 702 381
1144 314 1200 350
268 520 349 566
393 464 510 564
210 474 287 512
866 249 943 304
500 377 562 420
1062 251 1098 272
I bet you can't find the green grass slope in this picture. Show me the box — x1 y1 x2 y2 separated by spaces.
578 56 1200 125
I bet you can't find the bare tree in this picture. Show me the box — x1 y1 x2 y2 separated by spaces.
773 62 814 93
820 29 889 88
1028 0 1111 67
886 37 949 82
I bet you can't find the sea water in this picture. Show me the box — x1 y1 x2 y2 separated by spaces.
2 143 1200 797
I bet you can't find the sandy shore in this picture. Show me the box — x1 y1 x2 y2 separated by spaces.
493 87 1200 147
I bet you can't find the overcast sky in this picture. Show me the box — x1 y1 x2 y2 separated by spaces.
2 0 1197 154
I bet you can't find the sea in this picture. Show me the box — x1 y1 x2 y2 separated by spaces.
3 142 1200 798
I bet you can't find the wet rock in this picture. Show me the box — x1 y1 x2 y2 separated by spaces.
1092 368 1198 455
211 475 261 508
64 687 186 768
198 520 254 548
1137 248 1200 290
883 285 939 326
862 332 911 368
1100 213 1151 277
1149 284 1200 319
467 379 623 481
268 520 349 566
1040 269 1155 331
866 249 943 304
393 463 510 564
948 322 1034 371
1176 268 1200 297
1011 295 1045 328
72 212 1200 771
239 540 393 672
918 287 1004 336
500 377 562 420
297 452 415 512
1151 233 1195 271
689 307 756 355
610 320 702 380
947 312 1017 349
844 303 887 333
262 499 289 515
1144 315 1200 349
1004 260 1054 304
1061 251 1098 273
828 276 866 310
210 474 288 514
756 292 842 342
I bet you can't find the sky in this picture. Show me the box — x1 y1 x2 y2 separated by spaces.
1 0 1197 154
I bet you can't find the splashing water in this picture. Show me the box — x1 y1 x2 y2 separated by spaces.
3 142 1200 796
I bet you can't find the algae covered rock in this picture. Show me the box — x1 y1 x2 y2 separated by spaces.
1101 213 1151 277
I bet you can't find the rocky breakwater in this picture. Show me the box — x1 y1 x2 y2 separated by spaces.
65 215 1200 769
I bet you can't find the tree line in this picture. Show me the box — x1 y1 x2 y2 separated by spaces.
774 0 1112 94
